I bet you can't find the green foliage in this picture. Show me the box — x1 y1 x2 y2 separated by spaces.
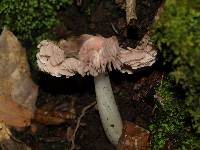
152 0 200 134
0 0 73 43
149 80 200 149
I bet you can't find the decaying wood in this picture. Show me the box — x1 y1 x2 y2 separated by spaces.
126 0 137 24
0 28 38 127
115 0 125 9
0 122 31 150
115 0 137 24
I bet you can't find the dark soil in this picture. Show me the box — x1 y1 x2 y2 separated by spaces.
14 0 164 149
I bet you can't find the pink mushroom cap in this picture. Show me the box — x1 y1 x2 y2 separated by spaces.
36 34 157 77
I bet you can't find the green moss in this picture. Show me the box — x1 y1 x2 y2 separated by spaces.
151 0 200 137
150 0 200 148
149 80 196 149
0 0 73 43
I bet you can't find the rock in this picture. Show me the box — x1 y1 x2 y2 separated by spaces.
0 28 38 127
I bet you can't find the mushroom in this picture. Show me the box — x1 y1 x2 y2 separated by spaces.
36 34 156 145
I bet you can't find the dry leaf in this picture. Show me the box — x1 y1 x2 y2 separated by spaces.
0 122 31 150
117 121 150 150
0 28 38 127
34 102 76 125
0 96 33 127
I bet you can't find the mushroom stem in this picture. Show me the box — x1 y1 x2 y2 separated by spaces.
94 73 123 145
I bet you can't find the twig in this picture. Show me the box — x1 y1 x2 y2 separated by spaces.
111 23 119 34
70 101 96 150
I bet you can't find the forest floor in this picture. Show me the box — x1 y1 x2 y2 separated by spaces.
13 0 164 149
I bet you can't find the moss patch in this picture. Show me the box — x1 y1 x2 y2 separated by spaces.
0 0 73 44
150 0 200 149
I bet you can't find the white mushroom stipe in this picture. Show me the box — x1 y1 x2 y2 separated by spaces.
94 73 123 145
